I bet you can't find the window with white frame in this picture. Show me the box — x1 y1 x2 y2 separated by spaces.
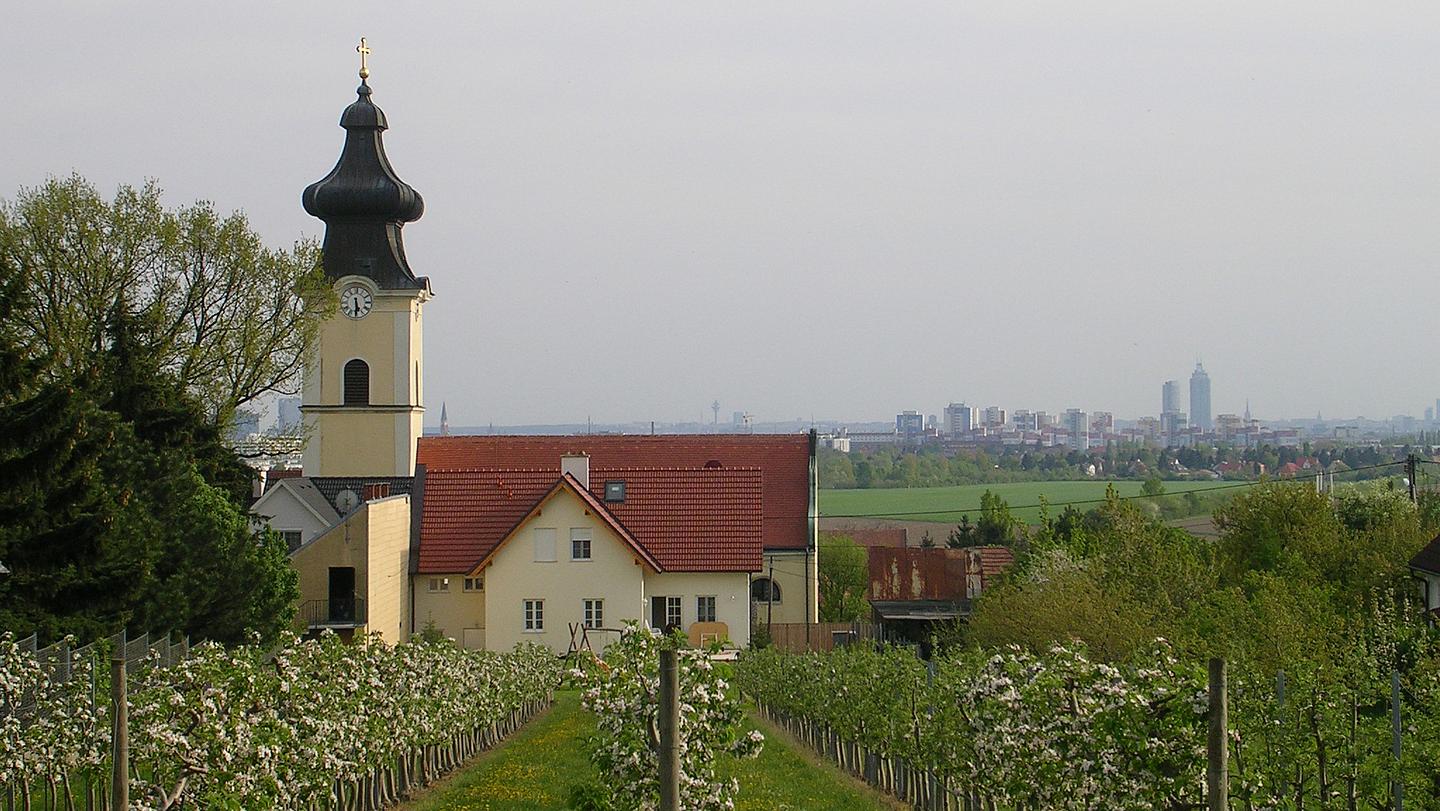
696 595 717 624
463 577 482 592
571 528 592 561
524 599 544 631
666 596 682 628
584 599 604 628
533 528 557 562
278 530 303 549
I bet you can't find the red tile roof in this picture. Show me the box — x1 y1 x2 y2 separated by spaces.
468 474 663 574
418 469 555 573
416 434 812 551
417 465 765 574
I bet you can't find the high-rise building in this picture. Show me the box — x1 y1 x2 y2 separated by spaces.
943 403 973 437
896 410 925 437
1160 411 1188 446
1190 362 1212 431
1011 410 1038 432
981 406 1007 429
1090 411 1114 435
1162 380 1181 415
276 396 302 432
1063 408 1088 451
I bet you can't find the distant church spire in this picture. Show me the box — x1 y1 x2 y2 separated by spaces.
440 402 450 436
302 38 427 291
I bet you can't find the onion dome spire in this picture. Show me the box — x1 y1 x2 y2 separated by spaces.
302 38 427 291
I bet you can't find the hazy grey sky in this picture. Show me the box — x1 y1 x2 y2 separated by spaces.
6 2 1439 425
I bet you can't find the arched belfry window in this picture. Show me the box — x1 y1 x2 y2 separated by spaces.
343 359 370 405
751 578 781 603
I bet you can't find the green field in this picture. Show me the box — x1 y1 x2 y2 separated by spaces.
820 480 1242 524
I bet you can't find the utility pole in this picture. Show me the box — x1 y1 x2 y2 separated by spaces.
1406 453 1418 504
767 561 774 627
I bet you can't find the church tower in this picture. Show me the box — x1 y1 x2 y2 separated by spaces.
300 47 429 477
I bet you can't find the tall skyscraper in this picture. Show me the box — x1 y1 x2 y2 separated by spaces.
1162 380 1181 415
1190 362 1212 431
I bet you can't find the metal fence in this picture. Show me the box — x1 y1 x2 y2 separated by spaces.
10 629 189 729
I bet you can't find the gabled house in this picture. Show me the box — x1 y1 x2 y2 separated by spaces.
1410 532 1440 616
251 478 340 551
413 434 818 636
412 454 763 652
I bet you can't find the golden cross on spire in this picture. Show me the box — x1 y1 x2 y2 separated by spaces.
356 37 372 80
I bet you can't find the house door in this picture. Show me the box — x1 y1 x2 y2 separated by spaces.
650 595 680 633
329 567 356 622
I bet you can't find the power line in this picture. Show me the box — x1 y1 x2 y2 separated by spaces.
821 461 1407 519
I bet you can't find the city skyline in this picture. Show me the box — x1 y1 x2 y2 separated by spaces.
5 4 1440 425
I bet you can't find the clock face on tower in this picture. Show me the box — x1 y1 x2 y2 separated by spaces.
340 285 373 319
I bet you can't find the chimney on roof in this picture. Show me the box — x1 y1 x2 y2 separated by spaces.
561 453 590 488
363 482 391 501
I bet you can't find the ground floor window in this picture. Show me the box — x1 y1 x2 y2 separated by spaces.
696 595 717 623
584 599 604 628
524 599 544 631
751 577 780 603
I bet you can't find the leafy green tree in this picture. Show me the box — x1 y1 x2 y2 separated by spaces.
0 216 299 644
0 175 332 426
970 495 1216 660
977 490 1021 547
818 533 869 622
1141 475 1166 498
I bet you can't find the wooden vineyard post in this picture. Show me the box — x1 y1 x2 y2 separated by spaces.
1392 670 1403 811
659 648 680 811
1208 657 1228 811
111 656 129 811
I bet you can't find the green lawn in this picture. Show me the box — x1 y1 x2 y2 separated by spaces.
821 479 1241 524
398 690 901 811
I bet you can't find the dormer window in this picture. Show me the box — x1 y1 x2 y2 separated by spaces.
343 359 370 405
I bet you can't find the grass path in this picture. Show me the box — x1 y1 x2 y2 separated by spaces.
396 690 902 810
